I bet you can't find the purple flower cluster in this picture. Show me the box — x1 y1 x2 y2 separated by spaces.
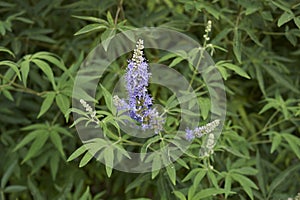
186 119 220 141
114 39 164 134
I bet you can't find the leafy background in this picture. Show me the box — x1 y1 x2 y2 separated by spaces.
0 0 300 199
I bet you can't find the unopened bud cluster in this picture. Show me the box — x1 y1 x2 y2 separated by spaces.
80 99 96 118
203 20 212 41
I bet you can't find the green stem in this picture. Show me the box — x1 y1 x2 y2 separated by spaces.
188 43 207 90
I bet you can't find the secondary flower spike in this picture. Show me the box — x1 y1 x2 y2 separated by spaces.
185 119 220 141
114 39 164 133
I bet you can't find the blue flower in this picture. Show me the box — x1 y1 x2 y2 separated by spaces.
185 128 195 141
113 39 164 134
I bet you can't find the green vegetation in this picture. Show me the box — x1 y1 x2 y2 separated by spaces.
0 0 299 199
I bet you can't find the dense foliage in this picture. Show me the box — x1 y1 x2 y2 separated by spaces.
0 0 300 199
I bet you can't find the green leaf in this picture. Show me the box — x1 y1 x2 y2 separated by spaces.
33 52 67 72
216 65 229 80
169 57 184 67
175 158 189 170
100 84 113 112
272 1 292 12
79 186 91 200
37 92 56 118
2 90 14 101
67 145 87 162
21 123 47 131
294 16 300 29
233 28 242 63
261 64 300 93
255 152 267 198
104 147 114 177
74 24 106 36
0 61 21 80
125 174 150 193
50 131 65 158
79 152 93 167
231 173 258 200
1 160 17 188
282 133 300 159
50 153 59 180
20 60 30 86
28 34 56 44
193 169 207 187
72 15 108 24
224 174 232 198
278 12 294 27
173 191 186 200
268 163 300 198
4 185 27 193
207 169 219 188
182 169 201 182
106 11 114 25
231 167 258 176
271 133 282 153
32 59 56 88
27 177 44 200
0 46 15 57
199 97 211 120
255 66 266 96
22 132 49 163
166 163 176 185
101 28 116 51
56 93 70 115
193 188 228 199
151 153 161 179
222 63 250 79
13 130 39 151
